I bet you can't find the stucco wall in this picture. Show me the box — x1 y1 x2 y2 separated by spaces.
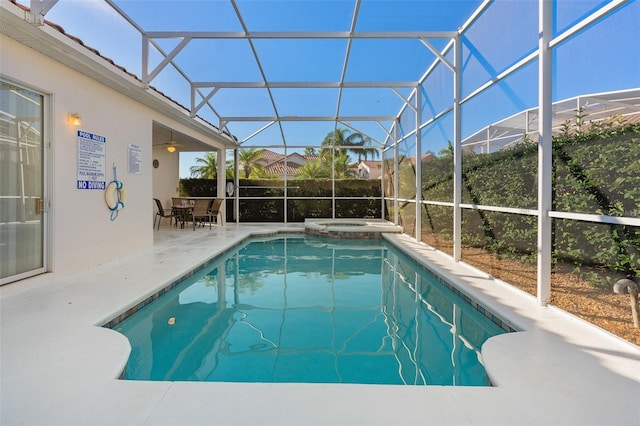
152 145 180 212
1 33 226 276
1 35 151 274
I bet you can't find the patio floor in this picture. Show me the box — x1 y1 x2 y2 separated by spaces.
1 222 639 425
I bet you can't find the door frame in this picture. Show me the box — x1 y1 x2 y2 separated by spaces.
0 77 51 286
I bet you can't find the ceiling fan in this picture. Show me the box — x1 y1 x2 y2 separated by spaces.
163 130 181 153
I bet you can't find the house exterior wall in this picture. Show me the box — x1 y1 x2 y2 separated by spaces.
152 145 180 211
1 34 152 274
357 161 382 179
286 153 307 166
1 33 225 277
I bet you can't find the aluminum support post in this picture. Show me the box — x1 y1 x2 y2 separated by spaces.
284 148 288 223
537 0 553 305
332 146 336 219
234 149 239 224
217 148 225 224
394 121 399 225
453 35 462 262
381 153 386 220
415 88 422 242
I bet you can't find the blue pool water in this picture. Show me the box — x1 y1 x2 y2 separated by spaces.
114 235 507 385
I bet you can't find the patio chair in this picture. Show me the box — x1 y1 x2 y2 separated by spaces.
208 198 224 225
153 198 175 230
190 198 214 230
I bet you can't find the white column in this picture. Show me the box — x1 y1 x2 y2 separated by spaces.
381 149 386 219
453 35 462 262
283 147 288 223
217 148 225 224
415 88 422 242
537 0 553 305
234 149 239 224
332 146 336 219
394 121 399 225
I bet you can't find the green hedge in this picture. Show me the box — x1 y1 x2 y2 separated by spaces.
551 126 640 282
180 178 383 222
179 178 217 197
420 121 640 283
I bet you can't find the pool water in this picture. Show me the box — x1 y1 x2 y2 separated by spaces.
114 235 507 385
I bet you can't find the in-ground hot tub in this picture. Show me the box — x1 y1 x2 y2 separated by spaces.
304 218 403 239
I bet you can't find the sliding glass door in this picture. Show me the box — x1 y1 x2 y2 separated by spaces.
0 80 46 285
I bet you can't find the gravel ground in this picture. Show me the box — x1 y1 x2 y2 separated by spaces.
423 238 640 346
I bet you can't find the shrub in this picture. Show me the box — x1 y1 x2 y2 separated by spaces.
196 178 382 222
418 116 640 284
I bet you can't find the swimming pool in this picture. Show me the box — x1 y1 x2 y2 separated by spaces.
113 235 508 386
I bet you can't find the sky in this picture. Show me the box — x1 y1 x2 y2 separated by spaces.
33 0 640 177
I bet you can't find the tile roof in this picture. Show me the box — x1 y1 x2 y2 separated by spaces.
263 162 302 176
259 149 285 162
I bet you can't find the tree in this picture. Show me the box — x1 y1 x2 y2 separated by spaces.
250 163 274 179
319 128 375 178
189 152 217 178
333 151 356 179
320 128 379 162
437 141 454 158
296 160 331 179
224 154 236 179
238 148 264 178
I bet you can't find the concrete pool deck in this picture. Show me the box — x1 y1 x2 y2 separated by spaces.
1 223 639 425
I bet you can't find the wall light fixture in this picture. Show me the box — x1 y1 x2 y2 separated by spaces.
68 113 82 126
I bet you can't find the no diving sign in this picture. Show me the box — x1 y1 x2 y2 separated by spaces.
76 130 106 190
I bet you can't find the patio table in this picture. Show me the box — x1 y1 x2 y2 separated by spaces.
171 205 193 229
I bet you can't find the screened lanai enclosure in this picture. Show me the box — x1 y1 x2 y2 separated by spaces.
26 0 639 339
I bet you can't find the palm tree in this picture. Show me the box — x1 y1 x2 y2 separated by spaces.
320 128 376 178
189 152 217 178
238 148 264 178
320 128 379 162
437 141 454 158
250 163 274 179
320 128 349 157
296 160 331 179
333 151 356 179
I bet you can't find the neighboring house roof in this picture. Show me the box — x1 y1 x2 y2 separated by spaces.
263 162 301 176
305 154 323 162
359 160 382 169
258 149 284 164
406 152 436 165
257 150 319 165
255 150 326 176
256 150 384 178
285 152 307 166
421 152 436 162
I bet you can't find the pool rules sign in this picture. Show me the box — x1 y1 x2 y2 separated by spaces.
76 131 106 190
127 144 142 175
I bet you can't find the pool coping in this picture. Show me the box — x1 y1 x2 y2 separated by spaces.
2 224 639 425
304 218 403 238
383 235 518 334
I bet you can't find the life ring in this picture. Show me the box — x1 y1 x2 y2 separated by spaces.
105 180 127 211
